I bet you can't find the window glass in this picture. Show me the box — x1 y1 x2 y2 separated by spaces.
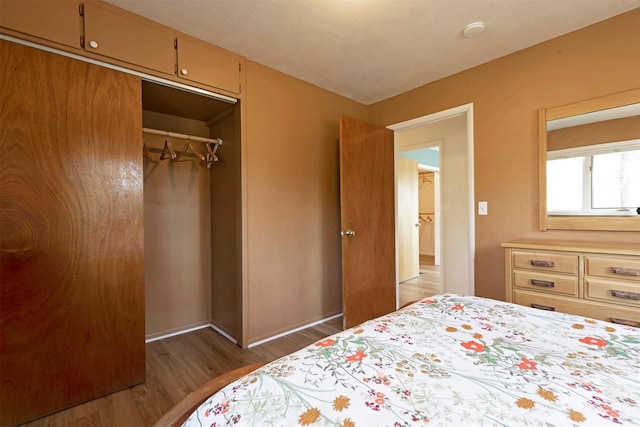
592 149 640 209
547 157 584 212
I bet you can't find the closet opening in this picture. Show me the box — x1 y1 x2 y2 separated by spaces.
141 80 242 344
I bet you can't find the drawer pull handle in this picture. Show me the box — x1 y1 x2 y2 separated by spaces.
531 259 554 268
530 279 555 288
610 267 640 277
610 317 640 328
531 303 555 311
610 289 640 300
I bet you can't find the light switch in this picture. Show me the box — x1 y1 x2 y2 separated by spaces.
478 201 488 215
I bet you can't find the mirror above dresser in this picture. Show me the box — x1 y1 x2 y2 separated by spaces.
539 89 640 231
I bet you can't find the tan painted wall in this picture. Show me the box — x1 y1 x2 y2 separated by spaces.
244 62 367 344
368 9 640 301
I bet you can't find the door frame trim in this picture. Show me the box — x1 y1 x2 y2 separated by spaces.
388 103 475 303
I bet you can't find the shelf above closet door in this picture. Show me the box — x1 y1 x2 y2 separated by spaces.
0 0 81 49
176 37 242 94
83 1 175 76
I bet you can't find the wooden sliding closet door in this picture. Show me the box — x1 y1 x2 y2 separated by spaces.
0 41 145 426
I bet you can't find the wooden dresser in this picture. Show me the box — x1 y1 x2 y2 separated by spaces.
502 240 640 327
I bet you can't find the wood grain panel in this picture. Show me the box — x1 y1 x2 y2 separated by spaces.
339 116 396 328
514 290 640 324
512 250 579 275
585 255 640 282
0 40 144 426
513 270 579 297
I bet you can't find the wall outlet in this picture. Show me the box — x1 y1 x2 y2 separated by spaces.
478 201 488 215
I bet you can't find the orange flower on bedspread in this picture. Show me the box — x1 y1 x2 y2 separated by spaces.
579 337 607 347
316 338 336 347
516 397 535 409
342 418 355 427
461 340 485 352
517 357 537 370
346 351 367 362
537 388 558 402
333 395 350 411
568 409 586 422
298 408 321 425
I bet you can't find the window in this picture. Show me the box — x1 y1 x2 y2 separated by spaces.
547 140 640 215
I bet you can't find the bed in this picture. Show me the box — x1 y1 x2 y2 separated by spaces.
155 294 640 426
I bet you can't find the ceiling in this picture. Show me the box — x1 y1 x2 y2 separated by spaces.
106 0 640 105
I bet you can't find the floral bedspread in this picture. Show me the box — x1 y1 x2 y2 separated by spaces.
184 295 640 426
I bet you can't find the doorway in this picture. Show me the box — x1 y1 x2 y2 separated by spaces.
397 146 442 307
389 104 475 306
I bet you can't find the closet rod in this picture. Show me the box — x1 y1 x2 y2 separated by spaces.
142 127 222 145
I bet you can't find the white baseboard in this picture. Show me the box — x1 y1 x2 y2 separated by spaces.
248 313 343 348
145 323 211 343
209 323 238 345
145 313 343 348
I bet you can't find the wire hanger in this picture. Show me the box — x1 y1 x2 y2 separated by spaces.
206 143 218 162
143 138 152 160
160 136 177 160
173 140 205 162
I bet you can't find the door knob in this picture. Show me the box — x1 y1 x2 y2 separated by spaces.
341 230 356 237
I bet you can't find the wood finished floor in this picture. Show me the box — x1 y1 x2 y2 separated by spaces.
398 255 442 307
20 259 438 426
18 318 343 427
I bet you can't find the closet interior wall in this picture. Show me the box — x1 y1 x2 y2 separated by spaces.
142 81 239 342
208 103 242 342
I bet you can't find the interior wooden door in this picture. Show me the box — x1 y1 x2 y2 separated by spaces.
0 41 145 426
397 156 419 282
339 116 396 328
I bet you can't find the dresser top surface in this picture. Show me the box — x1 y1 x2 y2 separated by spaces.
501 240 640 256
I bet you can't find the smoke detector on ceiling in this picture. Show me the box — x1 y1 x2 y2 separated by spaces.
463 22 485 38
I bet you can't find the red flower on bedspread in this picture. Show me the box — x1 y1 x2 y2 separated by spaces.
579 336 607 347
346 351 367 362
461 340 485 352
517 357 537 370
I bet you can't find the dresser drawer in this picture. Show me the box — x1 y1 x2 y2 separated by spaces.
514 290 640 326
512 251 578 275
585 255 640 283
513 270 579 297
585 278 640 308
